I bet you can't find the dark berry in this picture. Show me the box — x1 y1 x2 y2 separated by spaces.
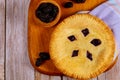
68 35 76 41
39 52 50 60
87 51 93 61
42 5 52 13
81 28 89 37
39 3 48 9
63 2 73 8
35 58 44 67
91 39 101 46
74 0 86 3
35 3 59 23
72 50 79 57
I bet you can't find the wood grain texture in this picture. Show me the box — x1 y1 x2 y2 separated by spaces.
0 0 5 80
50 76 61 80
35 71 50 80
35 71 61 80
63 76 76 80
105 56 120 80
98 73 106 80
62 76 98 80
6 0 34 80
1 0 119 80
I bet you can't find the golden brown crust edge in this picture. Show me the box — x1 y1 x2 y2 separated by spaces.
49 14 115 79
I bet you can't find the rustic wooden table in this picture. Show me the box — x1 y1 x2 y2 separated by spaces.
0 0 120 80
